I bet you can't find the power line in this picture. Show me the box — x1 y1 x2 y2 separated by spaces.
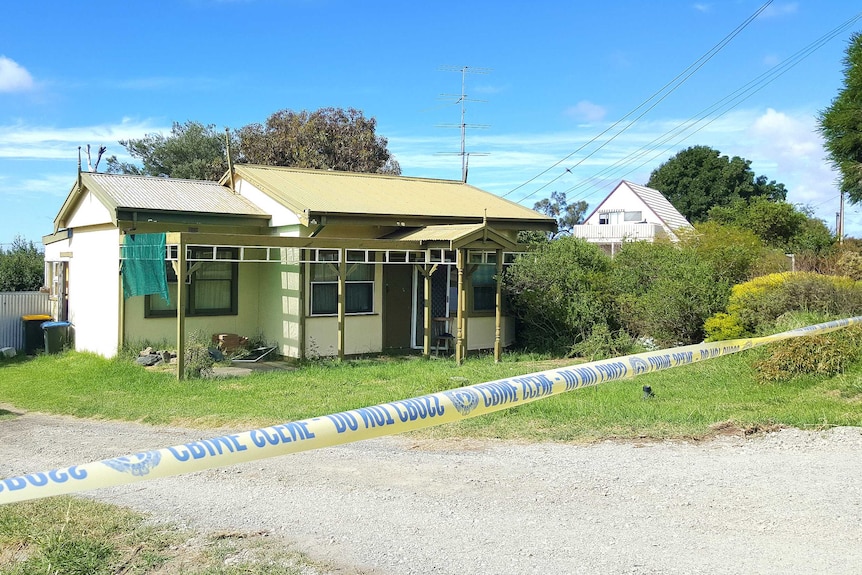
558 11 862 206
501 0 774 203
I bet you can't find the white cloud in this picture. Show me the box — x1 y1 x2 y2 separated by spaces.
0 56 34 92
760 2 799 18
693 3 711 13
0 118 169 161
565 101 608 123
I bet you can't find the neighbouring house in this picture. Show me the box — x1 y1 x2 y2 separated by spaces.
570 180 693 255
43 165 555 372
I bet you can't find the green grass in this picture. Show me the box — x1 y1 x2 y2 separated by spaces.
1 347 860 441
0 496 333 574
1 347 861 574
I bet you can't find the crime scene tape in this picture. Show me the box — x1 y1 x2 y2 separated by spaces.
1 315 860 505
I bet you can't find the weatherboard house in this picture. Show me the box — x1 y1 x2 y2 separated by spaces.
43 165 555 373
570 180 693 255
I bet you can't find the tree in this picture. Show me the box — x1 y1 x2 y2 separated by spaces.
237 107 400 174
646 145 786 222
708 198 834 254
818 32 862 203
0 236 44 292
532 191 588 238
106 121 230 181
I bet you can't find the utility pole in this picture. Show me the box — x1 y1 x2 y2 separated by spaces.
438 65 490 182
838 191 845 245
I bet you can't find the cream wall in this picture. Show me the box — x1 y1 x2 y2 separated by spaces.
63 226 121 357
304 262 384 357
123 262 262 348
235 180 297 227
465 316 515 350
257 247 302 358
66 190 113 228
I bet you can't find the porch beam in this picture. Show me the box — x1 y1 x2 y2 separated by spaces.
164 232 424 252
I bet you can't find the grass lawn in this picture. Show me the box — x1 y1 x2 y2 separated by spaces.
1 347 860 442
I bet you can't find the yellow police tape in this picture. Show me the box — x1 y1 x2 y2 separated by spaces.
2 315 860 505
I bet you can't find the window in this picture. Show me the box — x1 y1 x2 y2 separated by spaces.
598 214 610 225
145 248 238 317
310 263 374 315
624 211 643 222
471 262 498 312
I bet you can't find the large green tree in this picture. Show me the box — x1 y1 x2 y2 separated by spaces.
0 236 44 292
237 107 400 174
708 198 834 254
646 145 786 222
818 32 862 202
106 121 230 181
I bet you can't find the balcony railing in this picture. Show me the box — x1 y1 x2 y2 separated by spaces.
570 223 667 243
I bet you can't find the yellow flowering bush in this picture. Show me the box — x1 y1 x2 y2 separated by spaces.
704 272 862 339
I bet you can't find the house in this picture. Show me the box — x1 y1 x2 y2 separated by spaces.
43 165 555 374
570 181 693 255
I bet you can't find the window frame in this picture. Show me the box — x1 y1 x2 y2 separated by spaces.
309 261 376 316
144 248 239 318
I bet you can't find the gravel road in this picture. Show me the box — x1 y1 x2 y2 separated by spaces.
1 409 861 574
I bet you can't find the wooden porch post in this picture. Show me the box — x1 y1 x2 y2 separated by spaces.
298 249 306 360
455 249 464 365
494 248 503 362
337 248 346 360
176 234 187 381
417 263 438 358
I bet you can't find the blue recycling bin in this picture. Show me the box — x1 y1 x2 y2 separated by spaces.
42 321 71 354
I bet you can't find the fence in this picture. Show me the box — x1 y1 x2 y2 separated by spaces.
0 291 51 350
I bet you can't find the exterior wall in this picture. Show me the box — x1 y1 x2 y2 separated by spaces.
235 180 296 227
584 184 659 226
466 316 515 350
304 263 384 357
123 262 262 349
257 243 303 359
64 226 121 357
65 190 113 228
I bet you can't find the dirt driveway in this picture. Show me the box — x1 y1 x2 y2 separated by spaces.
1 409 861 574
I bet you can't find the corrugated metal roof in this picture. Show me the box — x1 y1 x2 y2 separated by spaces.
389 223 486 242
232 165 554 224
83 173 267 216
624 181 693 232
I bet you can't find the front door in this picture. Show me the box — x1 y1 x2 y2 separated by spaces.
383 264 413 350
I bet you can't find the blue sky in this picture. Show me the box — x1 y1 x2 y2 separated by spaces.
1 0 860 248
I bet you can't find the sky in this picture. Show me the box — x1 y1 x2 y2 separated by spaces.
1 0 861 248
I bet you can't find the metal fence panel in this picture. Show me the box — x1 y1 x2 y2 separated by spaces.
0 291 51 350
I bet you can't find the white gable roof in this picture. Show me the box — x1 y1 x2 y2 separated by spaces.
584 181 692 236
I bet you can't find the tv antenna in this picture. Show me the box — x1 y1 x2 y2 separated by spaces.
438 65 491 182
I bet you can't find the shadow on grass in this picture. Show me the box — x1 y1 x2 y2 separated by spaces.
0 407 23 420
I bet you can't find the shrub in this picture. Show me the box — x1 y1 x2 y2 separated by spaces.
703 312 744 341
753 324 862 383
611 242 730 346
505 236 614 355
722 272 862 335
